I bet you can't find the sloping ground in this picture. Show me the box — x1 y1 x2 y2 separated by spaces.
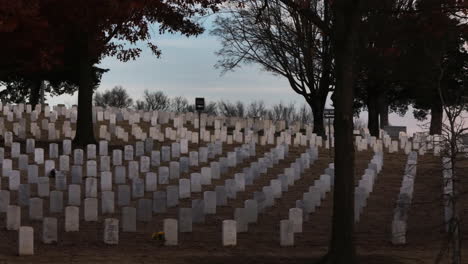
0 146 466 264
356 151 407 249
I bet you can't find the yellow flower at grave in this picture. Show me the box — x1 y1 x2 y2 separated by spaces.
152 231 165 241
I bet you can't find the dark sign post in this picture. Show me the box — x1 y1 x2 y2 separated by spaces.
324 109 335 157
195 98 205 146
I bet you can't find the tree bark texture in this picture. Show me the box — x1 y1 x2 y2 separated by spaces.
377 94 389 129
367 89 379 138
308 92 328 137
322 0 361 263
73 34 97 147
29 79 42 110
430 99 443 135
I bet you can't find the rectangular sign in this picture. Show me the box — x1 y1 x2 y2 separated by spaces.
323 109 334 118
195 98 205 111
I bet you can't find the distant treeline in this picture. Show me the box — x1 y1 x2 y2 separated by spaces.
94 86 314 124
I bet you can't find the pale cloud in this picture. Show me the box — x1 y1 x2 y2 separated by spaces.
156 37 218 49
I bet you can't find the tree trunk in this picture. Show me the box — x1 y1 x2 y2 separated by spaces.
430 100 443 135
29 79 42 110
377 95 389 129
367 89 379 138
73 34 97 147
309 97 326 137
319 0 361 263
40 81 45 105
314 3 332 139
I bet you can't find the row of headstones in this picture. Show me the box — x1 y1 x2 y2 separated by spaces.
162 125 311 147
410 133 441 145
1 102 323 143
102 120 232 143
281 149 383 246
183 143 265 204
399 133 446 156
0 109 186 142
268 148 319 246
391 151 418 245
5 135 213 160
355 136 385 153
3 116 308 148
17 211 315 254
1 118 76 141
0 141 250 211
280 149 333 246
232 147 314 236
1 103 67 119
396 139 432 156
355 132 415 154
95 144 288 237
6 143 269 234
0 142 264 233
0 141 259 219
2 142 295 210
354 152 384 223
170 143 313 235
0 140 247 212
217 146 317 246
345 133 418 154
10 111 313 150
1 147 220 190
3 186 193 230
0 103 451 154
3 100 322 144
7 146 290 252
176 144 293 234
96 106 308 133
294 161 332 222
0 102 306 133
1 104 310 144
2 139 232 203
428 135 468 158
354 130 422 154
100 114 222 142
356 130 442 156
15 217 180 256
1 137 224 179
0 107 65 136
228 208 300 247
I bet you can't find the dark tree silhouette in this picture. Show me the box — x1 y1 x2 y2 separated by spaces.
171 96 190 113
389 0 468 135
40 0 225 146
135 90 171 111
94 86 134 109
212 0 333 136
271 0 362 263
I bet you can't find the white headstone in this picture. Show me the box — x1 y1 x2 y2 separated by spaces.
163 219 178 246
7 205 21 230
103 218 119 245
65 206 80 232
222 220 237 246
84 198 98 221
280 220 294 246
19 226 34 255
42 217 58 244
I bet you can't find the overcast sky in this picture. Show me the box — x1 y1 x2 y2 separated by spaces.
45 18 428 135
